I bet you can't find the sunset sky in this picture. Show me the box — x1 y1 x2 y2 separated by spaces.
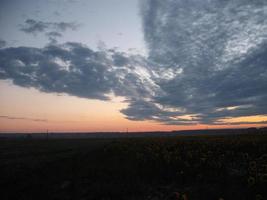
0 0 267 133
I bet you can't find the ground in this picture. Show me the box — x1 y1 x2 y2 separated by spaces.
1 133 267 200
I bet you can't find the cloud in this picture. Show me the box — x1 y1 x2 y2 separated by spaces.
0 43 113 100
0 40 6 48
48 0 84 3
46 31 63 43
19 19 79 42
0 115 48 122
128 0 267 124
0 42 159 101
1 0 267 125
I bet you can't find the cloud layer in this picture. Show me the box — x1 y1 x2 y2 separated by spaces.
134 0 267 124
1 0 267 125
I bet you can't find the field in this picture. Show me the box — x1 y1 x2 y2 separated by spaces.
1 133 267 200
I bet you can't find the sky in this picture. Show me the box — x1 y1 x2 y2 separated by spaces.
0 0 267 133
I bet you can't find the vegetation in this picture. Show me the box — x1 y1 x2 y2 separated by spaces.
1 132 267 200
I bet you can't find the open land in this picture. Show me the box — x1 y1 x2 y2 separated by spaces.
1 130 267 200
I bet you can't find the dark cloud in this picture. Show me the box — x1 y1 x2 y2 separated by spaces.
112 53 129 67
121 99 198 125
125 0 267 124
46 31 63 43
1 0 267 125
53 11 61 17
0 40 6 48
20 19 48 34
0 43 113 100
19 19 79 42
0 42 158 101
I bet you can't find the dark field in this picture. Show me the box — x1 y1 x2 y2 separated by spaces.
1 133 267 200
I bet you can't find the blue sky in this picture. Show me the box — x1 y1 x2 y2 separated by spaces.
0 0 146 53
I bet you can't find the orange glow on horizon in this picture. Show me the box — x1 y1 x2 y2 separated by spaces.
219 115 267 123
0 81 267 133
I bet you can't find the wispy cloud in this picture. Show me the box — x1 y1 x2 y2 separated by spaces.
0 115 48 122
19 19 80 42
